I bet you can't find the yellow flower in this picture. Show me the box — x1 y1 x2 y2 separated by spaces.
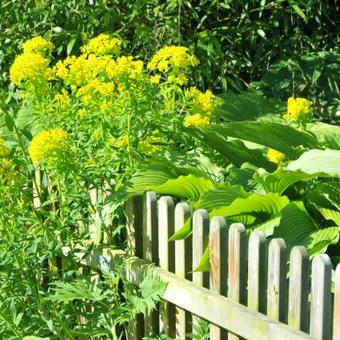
22 36 54 54
0 159 15 183
77 108 87 118
116 134 129 148
10 52 52 85
107 136 116 146
186 87 221 116
0 139 9 157
147 46 199 73
54 90 71 110
81 34 122 56
150 74 161 85
28 129 69 165
139 136 163 155
284 97 312 122
174 74 188 85
184 113 211 128
107 56 144 80
267 148 285 164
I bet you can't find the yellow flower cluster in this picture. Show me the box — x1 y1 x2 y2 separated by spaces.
107 56 144 80
139 136 163 155
54 90 71 110
147 46 199 73
76 79 115 104
28 129 69 165
284 97 312 122
81 34 122 56
150 74 161 85
116 134 129 148
0 138 9 157
0 159 14 183
267 148 285 164
184 113 211 128
22 36 54 54
10 52 52 86
10 37 53 86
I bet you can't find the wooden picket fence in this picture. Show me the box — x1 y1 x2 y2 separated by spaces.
33 170 340 339
119 192 340 340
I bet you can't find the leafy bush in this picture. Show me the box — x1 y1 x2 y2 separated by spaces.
1 0 339 92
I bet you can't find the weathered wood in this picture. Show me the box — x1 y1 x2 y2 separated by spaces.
89 187 100 244
143 192 159 336
209 216 228 339
333 264 340 339
192 209 209 330
158 196 176 337
228 223 247 340
72 248 315 340
310 254 332 340
288 246 309 333
174 202 191 339
247 231 266 314
126 196 144 339
267 238 287 323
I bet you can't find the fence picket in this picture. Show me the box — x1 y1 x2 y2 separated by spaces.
209 216 228 339
310 254 332 340
174 202 191 339
288 246 309 333
334 264 340 339
158 196 176 337
126 196 144 339
247 231 266 314
267 238 287 323
228 223 247 340
143 192 159 336
192 209 210 330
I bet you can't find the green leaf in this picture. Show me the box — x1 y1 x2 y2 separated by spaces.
318 208 340 226
254 216 281 236
210 192 289 218
213 122 317 157
291 3 306 21
305 227 340 256
254 168 313 194
287 149 340 177
187 127 276 171
272 201 319 252
67 37 77 55
194 246 210 272
5 113 14 131
150 174 214 201
307 122 340 149
194 183 250 210
169 216 192 241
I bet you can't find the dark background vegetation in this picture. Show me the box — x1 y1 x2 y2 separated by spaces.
1 0 339 93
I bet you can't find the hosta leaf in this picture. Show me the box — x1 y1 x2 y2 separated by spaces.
194 183 250 210
194 246 210 272
254 168 313 194
150 174 214 201
308 182 340 210
213 121 317 157
187 127 276 171
210 192 289 218
307 122 340 149
272 201 320 253
254 216 282 236
287 149 340 177
318 208 340 226
169 217 192 241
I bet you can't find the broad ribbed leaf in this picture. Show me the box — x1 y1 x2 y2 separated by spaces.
307 122 340 149
194 183 249 210
169 217 192 241
319 208 340 226
254 168 313 194
255 216 282 236
272 202 318 251
287 149 340 177
308 182 340 210
210 192 289 218
194 246 210 272
304 227 340 256
150 174 214 201
213 122 317 157
187 127 276 171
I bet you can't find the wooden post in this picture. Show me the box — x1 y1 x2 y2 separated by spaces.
192 209 209 330
247 231 266 314
310 254 332 340
228 223 247 340
209 216 228 339
143 192 159 336
267 238 287 323
174 202 191 339
288 246 309 333
126 196 144 339
158 196 176 337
